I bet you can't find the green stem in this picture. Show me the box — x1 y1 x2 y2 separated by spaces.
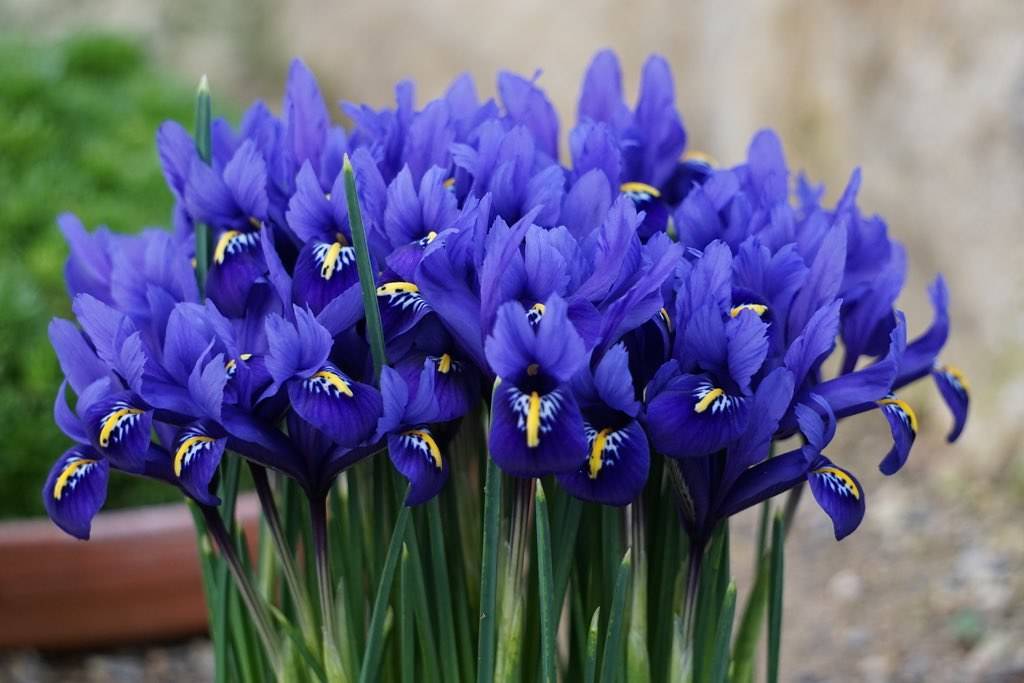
310 494 345 682
250 464 318 652
476 454 503 683
534 482 557 683
201 506 281 674
342 154 387 381
359 498 411 683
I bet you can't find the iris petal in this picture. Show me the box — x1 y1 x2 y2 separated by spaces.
932 364 969 442
42 446 109 540
646 374 749 458
877 396 917 475
556 420 649 506
489 382 585 477
807 458 865 540
376 281 432 341
206 230 266 317
287 364 382 447
172 421 226 505
82 392 152 473
291 239 359 314
388 428 449 506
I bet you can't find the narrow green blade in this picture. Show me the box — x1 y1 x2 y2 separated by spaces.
534 483 557 683
599 548 632 683
476 454 503 683
342 155 387 380
767 512 785 683
710 581 737 683
584 607 601 683
193 75 212 291
358 502 411 683
427 499 460 682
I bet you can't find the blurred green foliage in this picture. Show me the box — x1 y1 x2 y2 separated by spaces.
0 32 208 518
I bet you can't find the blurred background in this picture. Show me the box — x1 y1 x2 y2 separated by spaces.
0 0 1020 681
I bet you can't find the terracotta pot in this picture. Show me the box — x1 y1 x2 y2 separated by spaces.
0 494 259 650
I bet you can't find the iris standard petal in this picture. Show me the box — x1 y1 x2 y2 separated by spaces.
42 446 109 540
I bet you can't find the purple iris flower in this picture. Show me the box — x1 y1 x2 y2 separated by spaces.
41 49 969 540
485 295 587 477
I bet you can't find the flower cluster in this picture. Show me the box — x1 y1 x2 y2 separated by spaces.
44 51 967 543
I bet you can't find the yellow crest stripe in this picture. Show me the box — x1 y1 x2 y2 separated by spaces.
312 370 354 397
588 428 612 480
526 391 542 448
405 430 443 469
813 466 861 499
376 282 419 296
879 397 919 433
98 407 144 447
174 435 215 476
213 230 241 264
620 181 661 198
53 459 96 500
694 388 724 414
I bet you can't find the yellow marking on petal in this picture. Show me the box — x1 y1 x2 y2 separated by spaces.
693 387 724 414
405 430 443 469
213 230 241 264
320 241 344 279
526 391 542 448
424 230 438 244
240 353 253 361
174 435 215 477
942 364 971 392
99 408 144 447
311 370 354 397
526 363 540 376
683 150 718 166
248 216 262 229
620 181 661 198
190 257 197 269
813 466 861 499
376 282 419 296
879 397 919 433
225 358 237 373
659 307 673 332
53 459 96 500
443 177 456 189
730 303 768 318
437 353 453 374
588 428 612 480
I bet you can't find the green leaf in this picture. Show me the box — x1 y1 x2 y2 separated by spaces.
268 603 328 683
534 483 558 683
729 554 769 683
710 581 736 683
476 453 503 683
427 498 460 682
342 154 387 380
599 548 632 683
584 607 601 683
193 74 211 292
767 513 785 683
399 544 415 683
358 501 411 683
